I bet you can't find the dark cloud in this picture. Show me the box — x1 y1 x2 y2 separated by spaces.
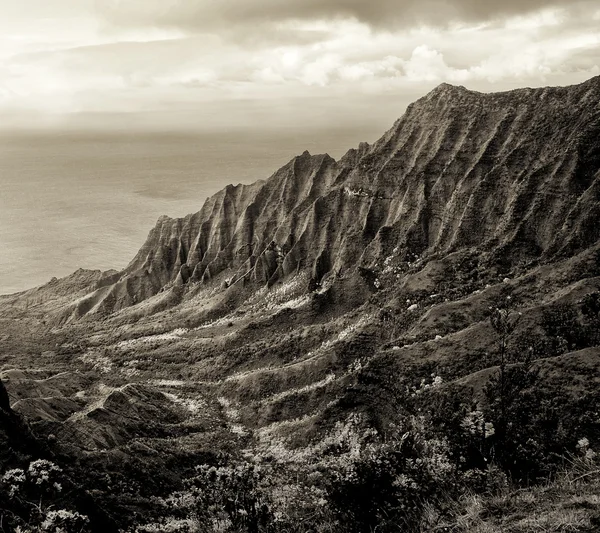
215 24 333 49
96 0 596 30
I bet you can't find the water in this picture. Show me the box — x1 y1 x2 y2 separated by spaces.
0 127 382 294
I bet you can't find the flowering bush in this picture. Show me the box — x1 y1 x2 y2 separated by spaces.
41 509 89 533
188 462 274 533
323 415 458 533
2 468 26 497
136 518 199 533
411 374 443 396
28 459 63 489
577 437 597 461
0 460 89 533
1 460 63 499
461 410 495 439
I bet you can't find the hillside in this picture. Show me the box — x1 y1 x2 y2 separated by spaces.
1 77 600 532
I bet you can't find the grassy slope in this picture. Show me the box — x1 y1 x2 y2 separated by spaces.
423 465 600 532
0 241 599 529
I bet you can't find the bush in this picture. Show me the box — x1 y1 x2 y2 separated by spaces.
0 459 90 533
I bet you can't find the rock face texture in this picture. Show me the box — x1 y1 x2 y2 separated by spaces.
67 77 600 317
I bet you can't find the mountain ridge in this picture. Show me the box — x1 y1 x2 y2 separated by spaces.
2 76 599 326
41 75 598 322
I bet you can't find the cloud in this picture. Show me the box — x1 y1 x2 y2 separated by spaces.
0 0 599 130
94 0 598 31
401 45 457 82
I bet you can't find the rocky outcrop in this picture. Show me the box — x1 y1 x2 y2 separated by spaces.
64 76 600 318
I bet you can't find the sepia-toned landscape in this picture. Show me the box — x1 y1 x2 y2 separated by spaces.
3 0 600 530
2 75 600 531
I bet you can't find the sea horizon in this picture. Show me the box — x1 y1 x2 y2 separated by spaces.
0 125 386 295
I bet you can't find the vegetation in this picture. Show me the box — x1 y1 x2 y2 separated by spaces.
0 460 90 532
2 260 600 532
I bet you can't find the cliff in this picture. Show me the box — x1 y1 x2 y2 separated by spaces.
28 77 600 320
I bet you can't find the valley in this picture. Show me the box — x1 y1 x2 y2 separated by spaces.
1 77 600 532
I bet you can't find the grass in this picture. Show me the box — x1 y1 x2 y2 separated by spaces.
422 459 600 532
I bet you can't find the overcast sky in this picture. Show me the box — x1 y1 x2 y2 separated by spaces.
1 0 599 132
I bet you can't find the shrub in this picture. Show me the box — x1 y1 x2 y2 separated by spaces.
0 460 90 533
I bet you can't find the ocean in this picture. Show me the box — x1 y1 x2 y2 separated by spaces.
0 127 377 294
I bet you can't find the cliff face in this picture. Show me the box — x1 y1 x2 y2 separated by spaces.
68 77 600 318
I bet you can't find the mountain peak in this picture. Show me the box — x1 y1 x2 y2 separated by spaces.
36 75 600 320
426 82 473 99
295 150 335 164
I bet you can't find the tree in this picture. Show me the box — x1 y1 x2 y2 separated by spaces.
483 306 565 481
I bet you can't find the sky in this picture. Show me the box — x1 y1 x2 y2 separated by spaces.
1 0 599 133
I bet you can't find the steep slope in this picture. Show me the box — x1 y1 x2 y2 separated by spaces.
1 77 600 531
54 76 600 320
